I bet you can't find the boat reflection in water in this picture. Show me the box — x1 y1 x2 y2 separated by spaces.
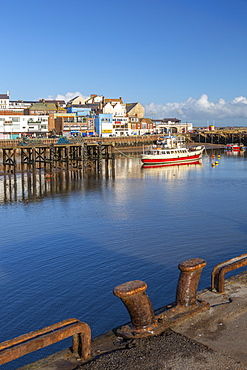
141 160 202 181
225 150 246 156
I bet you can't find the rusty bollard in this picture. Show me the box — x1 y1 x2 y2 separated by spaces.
113 280 155 338
176 258 206 309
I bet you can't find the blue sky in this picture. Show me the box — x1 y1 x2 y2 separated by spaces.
1 0 247 126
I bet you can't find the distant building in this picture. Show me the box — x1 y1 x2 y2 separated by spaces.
67 96 86 106
130 118 154 135
43 99 66 108
153 118 193 133
85 95 104 104
95 114 113 137
0 92 9 109
126 102 145 119
0 114 48 139
9 100 36 110
103 99 128 136
67 106 91 116
25 100 66 115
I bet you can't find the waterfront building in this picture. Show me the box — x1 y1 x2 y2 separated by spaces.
130 118 154 135
43 99 66 108
95 114 113 137
85 94 104 105
48 111 95 137
67 106 91 116
153 118 193 134
67 95 86 106
0 92 10 109
126 102 145 119
9 100 36 111
64 106 96 136
0 114 48 139
49 112 76 136
0 92 194 139
126 102 145 135
103 98 128 136
25 100 66 115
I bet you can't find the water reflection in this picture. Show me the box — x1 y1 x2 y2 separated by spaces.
4 149 245 204
225 150 246 156
0 162 115 203
1 150 247 369
141 160 202 180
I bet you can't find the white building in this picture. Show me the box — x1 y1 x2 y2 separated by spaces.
0 115 49 139
67 96 86 106
95 114 113 137
103 101 129 136
85 95 104 104
0 92 9 109
153 118 193 134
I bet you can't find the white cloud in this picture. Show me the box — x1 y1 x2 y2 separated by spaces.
45 92 90 102
144 94 247 122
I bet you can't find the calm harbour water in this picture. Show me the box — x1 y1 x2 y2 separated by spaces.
1 148 247 369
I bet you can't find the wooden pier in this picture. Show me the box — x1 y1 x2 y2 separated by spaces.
0 142 115 174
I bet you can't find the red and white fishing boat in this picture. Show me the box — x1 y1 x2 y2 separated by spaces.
141 136 205 168
224 143 246 151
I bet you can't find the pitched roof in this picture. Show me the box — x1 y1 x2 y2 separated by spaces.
67 96 79 103
0 94 9 99
126 103 138 113
104 97 123 104
29 102 65 111
44 100 65 105
72 103 100 109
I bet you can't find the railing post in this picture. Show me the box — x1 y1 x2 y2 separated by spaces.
176 258 206 308
113 280 155 334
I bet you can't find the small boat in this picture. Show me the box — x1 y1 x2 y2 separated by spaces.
224 143 246 151
141 135 205 168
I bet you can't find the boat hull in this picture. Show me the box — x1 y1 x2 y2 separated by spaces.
141 150 203 168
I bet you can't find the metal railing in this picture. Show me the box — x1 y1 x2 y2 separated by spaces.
211 253 247 293
0 318 91 365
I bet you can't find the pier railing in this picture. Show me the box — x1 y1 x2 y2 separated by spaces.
211 253 247 293
0 318 91 365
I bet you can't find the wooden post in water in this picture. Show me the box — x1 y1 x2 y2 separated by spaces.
97 142 102 174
